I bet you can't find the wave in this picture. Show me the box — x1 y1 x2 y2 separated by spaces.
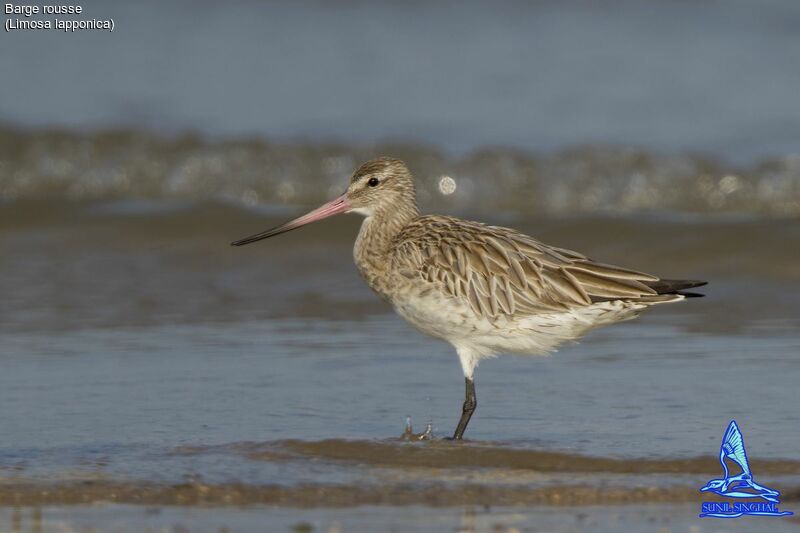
1 125 799 217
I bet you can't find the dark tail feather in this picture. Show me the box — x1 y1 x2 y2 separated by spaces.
675 291 705 298
646 279 707 297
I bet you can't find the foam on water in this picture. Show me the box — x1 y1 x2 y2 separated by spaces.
2 127 800 216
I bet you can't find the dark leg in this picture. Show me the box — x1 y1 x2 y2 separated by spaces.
452 377 477 440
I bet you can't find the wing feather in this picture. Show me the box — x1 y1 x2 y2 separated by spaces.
722 421 749 471
392 216 667 321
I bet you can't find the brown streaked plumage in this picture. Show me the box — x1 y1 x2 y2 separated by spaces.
232 157 706 440
393 215 683 318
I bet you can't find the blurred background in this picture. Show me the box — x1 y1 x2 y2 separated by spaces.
1 0 799 530
2 0 800 213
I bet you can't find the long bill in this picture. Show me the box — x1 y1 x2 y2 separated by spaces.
230 193 350 246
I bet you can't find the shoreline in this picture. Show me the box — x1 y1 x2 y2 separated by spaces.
2 481 796 508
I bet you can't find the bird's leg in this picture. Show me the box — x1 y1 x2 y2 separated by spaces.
452 377 477 440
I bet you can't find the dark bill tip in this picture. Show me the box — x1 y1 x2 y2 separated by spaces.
230 193 350 247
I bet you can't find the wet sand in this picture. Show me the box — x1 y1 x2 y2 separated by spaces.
245 439 800 475
2 437 799 507
1 439 797 530
1 480 796 509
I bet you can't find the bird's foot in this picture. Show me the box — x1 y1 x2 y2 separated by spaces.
401 416 434 441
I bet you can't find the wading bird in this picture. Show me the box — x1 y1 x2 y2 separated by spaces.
232 158 705 439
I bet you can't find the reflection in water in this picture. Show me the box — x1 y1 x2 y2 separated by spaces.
9 507 41 533
458 506 476 533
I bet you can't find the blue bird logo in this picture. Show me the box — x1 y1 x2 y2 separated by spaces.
699 420 792 518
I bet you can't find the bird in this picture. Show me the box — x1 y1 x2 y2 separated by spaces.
700 420 781 502
232 157 706 440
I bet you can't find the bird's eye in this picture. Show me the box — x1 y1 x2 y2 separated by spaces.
367 177 380 187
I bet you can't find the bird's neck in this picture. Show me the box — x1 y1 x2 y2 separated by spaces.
354 202 419 282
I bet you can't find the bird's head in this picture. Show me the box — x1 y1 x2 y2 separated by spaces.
231 157 416 246
345 157 416 217
701 479 727 492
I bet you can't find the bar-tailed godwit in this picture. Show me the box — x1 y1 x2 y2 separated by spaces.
232 157 706 439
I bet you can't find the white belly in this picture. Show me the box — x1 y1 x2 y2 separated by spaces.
390 286 653 358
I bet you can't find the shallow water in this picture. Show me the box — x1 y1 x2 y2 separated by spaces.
1 316 799 483
5 503 799 533
1 201 798 511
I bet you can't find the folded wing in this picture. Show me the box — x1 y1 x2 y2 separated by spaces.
392 216 677 320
